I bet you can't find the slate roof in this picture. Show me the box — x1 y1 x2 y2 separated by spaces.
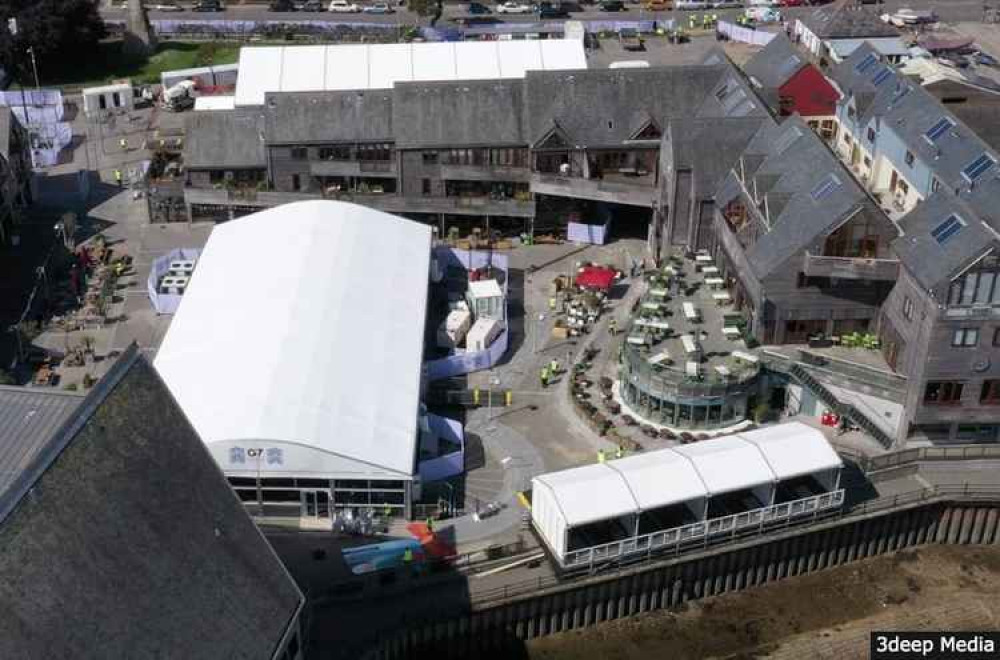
0 346 303 660
0 387 82 503
664 116 772 201
892 183 1000 293
799 1 900 39
743 33 807 91
831 43 1000 194
523 62 766 149
924 80 1000 153
393 79 526 148
265 89 394 145
183 108 267 169
720 115 882 280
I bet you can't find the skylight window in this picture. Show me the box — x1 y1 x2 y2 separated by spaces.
962 153 997 182
872 67 892 86
810 173 842 201
855 53 878 74
924 117 955 143
931 214 965 245
715 83 731 102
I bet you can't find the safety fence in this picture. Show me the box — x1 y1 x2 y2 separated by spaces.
567 221 609 245
561 489 845 570
424 247 510 381
859 444 1000 475
147 247 201 314
716 20 777 46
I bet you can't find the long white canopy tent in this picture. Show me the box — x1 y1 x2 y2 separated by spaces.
233 39 588 106
531 422 844 563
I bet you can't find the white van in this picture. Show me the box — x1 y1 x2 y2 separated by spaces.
675 0 711 9
748 0 779 6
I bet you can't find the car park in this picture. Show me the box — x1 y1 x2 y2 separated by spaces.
712 0 743 8
269 0 296 10
537 1 570 17
675 0 711 9
296 0 324 9
642 0 671 9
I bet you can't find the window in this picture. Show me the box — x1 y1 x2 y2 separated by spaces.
962 153 996 182
422 151 439 164
867 127 876 142
715 82 731 101
952 327 979 347
291 174 301 191
291 147 308 160
924 117 955 143
947 255 1000 306
903 296 913 321
931 177 942 193
924 381 964 405
981 380 1000 404
931 213 965 245
422 178 431 195
847 105 856 119
904 150 914 167
855 52 878 73
872 67 892 86
318 145 351 161
810 173 842 201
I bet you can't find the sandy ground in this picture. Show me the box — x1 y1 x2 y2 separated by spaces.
527 544 1000 660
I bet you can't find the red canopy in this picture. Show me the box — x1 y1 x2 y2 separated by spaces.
575 266 617 291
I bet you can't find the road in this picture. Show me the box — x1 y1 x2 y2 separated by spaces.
100 0 994 27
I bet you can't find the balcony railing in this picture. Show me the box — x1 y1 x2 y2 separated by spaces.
621 341 760 398
802 252 899 281
310 159 397 178
530 172 655 206
561 489 846 569
439 163 531 182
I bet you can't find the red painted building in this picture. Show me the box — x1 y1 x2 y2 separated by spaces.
776 63 840 118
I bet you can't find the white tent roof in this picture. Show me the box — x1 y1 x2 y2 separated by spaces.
735 422 842 481
673 436 775 495
154 201 431 478
608 450 707 511
233 40 587 106
534 463 637 527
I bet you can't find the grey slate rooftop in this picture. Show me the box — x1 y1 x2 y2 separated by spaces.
0 346 303 660
743 33 806 92
0 386 82 503
183 108 266 169
799 1 900 39
265 89 394 145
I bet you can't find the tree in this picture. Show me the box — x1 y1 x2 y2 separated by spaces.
0 0 106 84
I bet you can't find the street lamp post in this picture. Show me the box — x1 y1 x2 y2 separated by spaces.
26 47 40 92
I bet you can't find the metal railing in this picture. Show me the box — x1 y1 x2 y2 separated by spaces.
622 340 761 398
562 489 845 570
859 445 1000 474
802 251 899 281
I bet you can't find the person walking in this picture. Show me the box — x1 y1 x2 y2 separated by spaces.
597 449 606 464
540 366 550 388
113 169 122 187
119 137 128 151
615 445 624 460
549 358 559 375
608 318 618 336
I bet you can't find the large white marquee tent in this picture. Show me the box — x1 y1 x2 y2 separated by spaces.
233 40 588 106
154 200 432 517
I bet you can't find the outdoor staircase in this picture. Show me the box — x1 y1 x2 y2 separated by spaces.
787 363 895 449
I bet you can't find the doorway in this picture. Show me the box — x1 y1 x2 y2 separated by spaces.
302 490 331 519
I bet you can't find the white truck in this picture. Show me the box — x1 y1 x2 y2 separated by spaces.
437 309 472 350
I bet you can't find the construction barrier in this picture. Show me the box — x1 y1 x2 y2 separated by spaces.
716 20 778 46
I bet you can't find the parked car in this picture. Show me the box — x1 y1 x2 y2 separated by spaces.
712 0 743 7
779 0 803 6
269 0 296 9
745 6 779 21
328 0 361 10
363 2 394 11
467 1 492 12
496 1 533 11
618 27 644 50
146 1 185 11
642 0 671 9
296 0 324 9
599 0 626 10
192 0 223 10
975 51 999 67
537 1 569 17
747 0 779 6
451 14 502 23
675 0 710 9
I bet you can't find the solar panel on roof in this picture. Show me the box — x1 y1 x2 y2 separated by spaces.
810 173 842 201
924 117 955 143
872 67 892 86
962 153 996 182
855 53 878 74
930 214 965 245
